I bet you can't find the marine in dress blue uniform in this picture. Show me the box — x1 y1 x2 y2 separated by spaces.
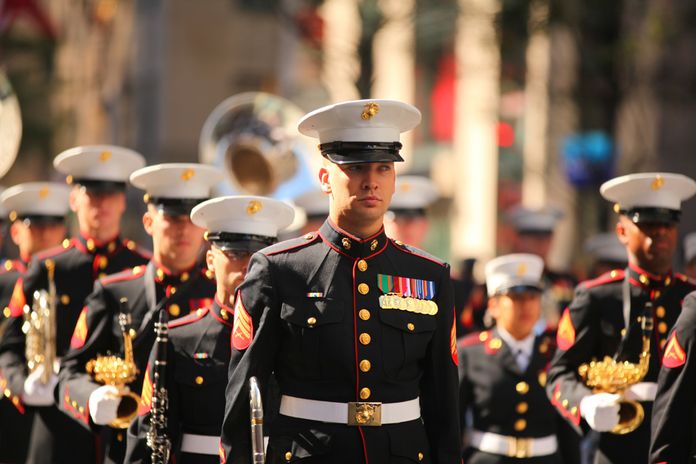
57 163 222 464
649 291 696 463
0 146 151 464
546 172 696 464
219 99 461 464
124 195 294 464
0 182 70 463
458 254 580 464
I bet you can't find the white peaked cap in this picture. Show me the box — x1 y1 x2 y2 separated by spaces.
191 195 295 239
485 253 545 297
0 182 71 218
293 189 329 217
53 145 145 183
584 233 627 263
298 99 421 144
130 163 224 199
390 175 439 211
600 172 696 211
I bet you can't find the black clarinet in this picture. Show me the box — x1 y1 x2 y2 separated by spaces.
146 310 171 463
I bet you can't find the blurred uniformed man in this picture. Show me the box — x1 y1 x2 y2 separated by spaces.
292 188 330 237
0 182 70 463
649 290 696 463
124 195 294 464
219 99 460 463
458 253 579 463
57 163 221 464
546 172 696 464
508 206 576 331
0 145 151 464
682 232 696 280
383 175 438 249
583 233 627 279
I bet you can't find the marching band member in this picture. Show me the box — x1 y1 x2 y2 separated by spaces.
219 99 460 463
546 172 696 463
0 146 151 464
57 163 221 464
124 195 294 464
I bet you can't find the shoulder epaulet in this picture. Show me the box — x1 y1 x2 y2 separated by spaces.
262 233 320 256
34 240 74 261
123 239 152 259
582 269 624 289
169 307 209 328
458 330 488 348
674 273 696 287
100 265 146 286
390 239 447 267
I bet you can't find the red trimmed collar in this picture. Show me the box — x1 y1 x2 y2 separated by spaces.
627 262 674 289
153 260 199 285
75 232 122 255
210 297 234 327
319 219 388 259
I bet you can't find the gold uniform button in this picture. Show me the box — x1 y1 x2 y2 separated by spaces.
358 283 369 295
3 261 11 271
418 452 424 461
107 242 116 253
639 274 648 285
654 290 661 299
479 332 489 342
342 238 351 250
129 329 137 339
610 270 618 278
62 238 70 248
285 451 293 461
116 432 123 442
489 338 502 350
156 269 165 281
538 372 547 387
357 260 368 272
98 256 108 269
61 294 70 305
660 339 667 350
620 328 626 337
359 333 371 345
87 239 95 251
169 304 181 317
407 323 415 331
220 309 229 320
562 399 569 407
516 381 529 394
98 273 107 279
181 272 190 282
195 376 204 385
516 402 528 414
571 406 578 415
514 419 527 431
359 359 371 372
359 387 371 400
126 240 136 250
307 317 317 327
169 287 177 295
656 306 666 318
3 307 10 318
359 309 370 321
3 389 10 397
370 239 378 251
658 322 668 334
665 276 672 286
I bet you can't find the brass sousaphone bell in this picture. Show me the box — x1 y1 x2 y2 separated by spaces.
198 92 321 197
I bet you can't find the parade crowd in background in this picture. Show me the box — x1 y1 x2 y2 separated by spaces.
0 98 695 464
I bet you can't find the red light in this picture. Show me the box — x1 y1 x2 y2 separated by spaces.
497 122 515 148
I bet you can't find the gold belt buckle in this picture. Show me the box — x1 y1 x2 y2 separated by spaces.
347 402 382 426
507 437 531 458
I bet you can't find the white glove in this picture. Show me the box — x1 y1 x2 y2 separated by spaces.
22 365 58 406
89 385 128 425
623 382 657 402
580 392 621 432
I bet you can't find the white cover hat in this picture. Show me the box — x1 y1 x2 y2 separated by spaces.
584 233 627 264
684 232 696 264
390 175 439 214
485 253 545 297
0 182 71 221
507 206 564 234
191 195 295 251
600 172 696 223
293 188 329 218
53 145 145 188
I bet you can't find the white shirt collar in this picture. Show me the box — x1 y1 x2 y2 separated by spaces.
496 326 535 357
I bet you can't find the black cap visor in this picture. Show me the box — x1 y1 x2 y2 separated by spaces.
621 207 681 224
150 197 206 217
74 178 127 193
208 232 277 253
18 215 66 226
320 141 403 165
390 208 427 219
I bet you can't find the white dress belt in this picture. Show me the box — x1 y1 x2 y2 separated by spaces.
279 395 421 425
470 430 558 458
180 433 219 455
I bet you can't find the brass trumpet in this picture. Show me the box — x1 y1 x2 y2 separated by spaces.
86 299 140 429
578 308 653 435
22 259 57 383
